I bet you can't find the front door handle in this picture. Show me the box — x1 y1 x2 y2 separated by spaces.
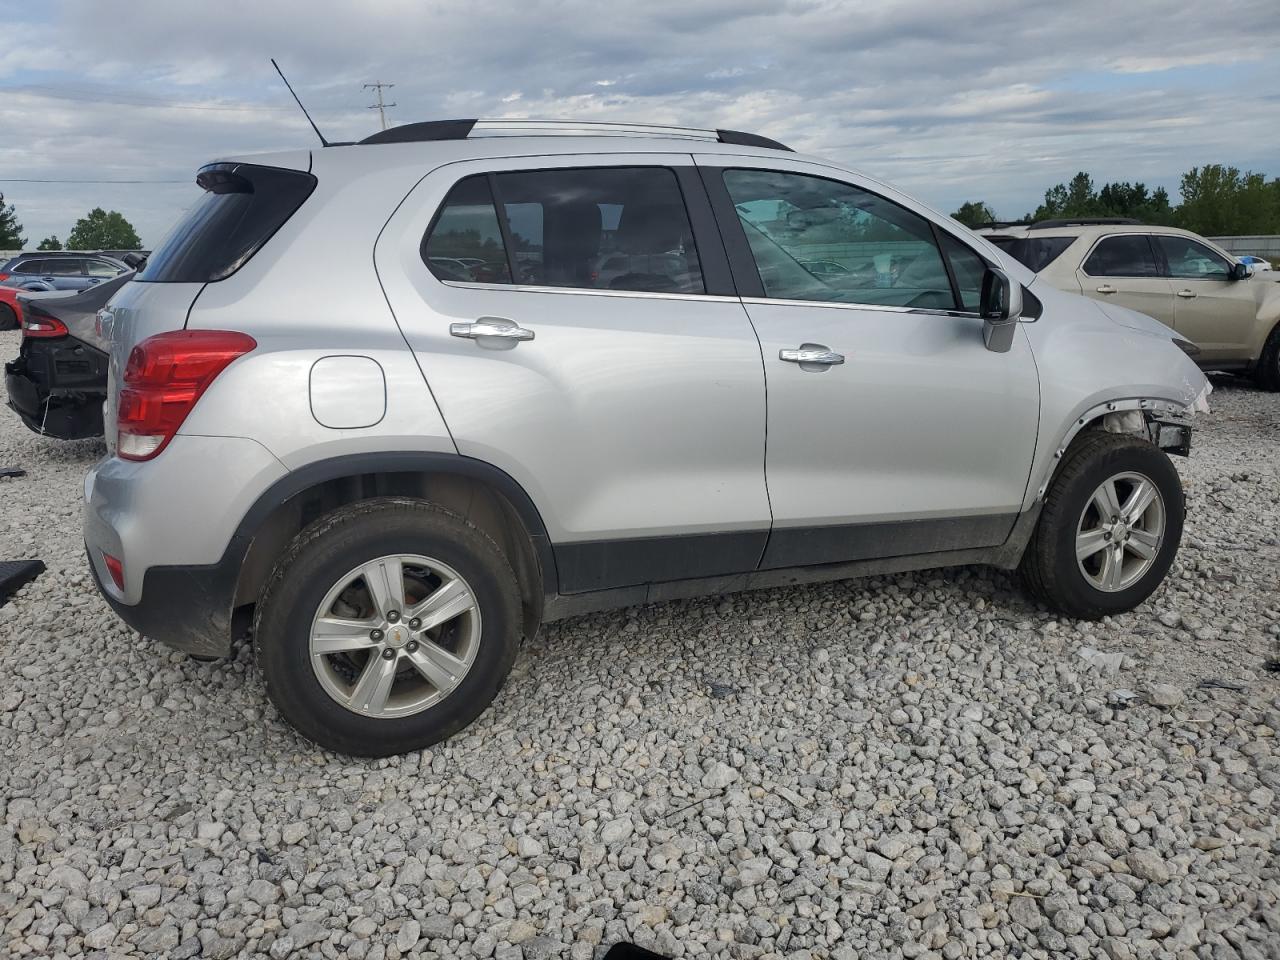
449 317 534 342
779 345 845 366
1176 289 1197 299
1095 284 1117 294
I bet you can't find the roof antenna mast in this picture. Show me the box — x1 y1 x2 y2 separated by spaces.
271 58 330 147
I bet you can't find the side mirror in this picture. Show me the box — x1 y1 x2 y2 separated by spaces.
1229 262 1251 281
980 267 1022 353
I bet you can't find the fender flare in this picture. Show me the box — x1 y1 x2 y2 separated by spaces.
1033 396 1194 502
228 451 559 596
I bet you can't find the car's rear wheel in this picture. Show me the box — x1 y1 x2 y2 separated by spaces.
1019 431 1183 619
0 303 16 331
254 498 522 756
1254 322 1280 392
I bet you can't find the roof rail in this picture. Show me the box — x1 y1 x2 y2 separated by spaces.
357 118 792 151
976 220 1031 230
1029 217 1141 229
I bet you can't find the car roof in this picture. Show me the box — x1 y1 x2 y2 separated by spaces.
977 223 1210 241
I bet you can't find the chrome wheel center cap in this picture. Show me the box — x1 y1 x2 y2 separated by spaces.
1110 520 1128 541
385 624 410 649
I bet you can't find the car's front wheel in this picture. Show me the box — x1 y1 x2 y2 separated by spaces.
1254 322 1280 392
1019 431 1183 619
254 498 522 756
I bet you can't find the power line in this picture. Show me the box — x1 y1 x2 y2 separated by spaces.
0 178 190 184
364 81 395 131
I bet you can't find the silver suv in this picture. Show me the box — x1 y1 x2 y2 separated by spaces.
85 120 1211 755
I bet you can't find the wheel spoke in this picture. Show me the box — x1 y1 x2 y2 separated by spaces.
405 640 468 691
349 653 398 714
1076 527 1109 561
1121 479 1156 524
1126 528 1160 561
311 616 381 655
361 557 405 617
1092 479 1122 520
408 578 475 632
1100 543 1126 590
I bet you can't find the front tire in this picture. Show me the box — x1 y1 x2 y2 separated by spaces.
1254 323 1280 392
254 498 522 756
1019 431 1184 619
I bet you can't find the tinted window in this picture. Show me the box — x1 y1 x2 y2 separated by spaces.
13 259 43 274
1002 236 1075 272
722 169 956 310
495 167 703 294
1156 235 1231 280
139 163 317 283
422 176 513 284
86 259 120 277
940 234 985 311
1083 235 1159 277
45 259 83 276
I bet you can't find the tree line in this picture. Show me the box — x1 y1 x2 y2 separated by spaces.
952 164 1280 236
0 195 142 251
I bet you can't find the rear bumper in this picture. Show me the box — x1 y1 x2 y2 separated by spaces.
87 547 237 658
4 337 107 440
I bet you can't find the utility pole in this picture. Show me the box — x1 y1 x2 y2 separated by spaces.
364 81 395 131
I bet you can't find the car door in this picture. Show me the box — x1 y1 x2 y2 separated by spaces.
1154 234 1258 361
697 159 1041 567
375 155 771 593
1076 234 1176 327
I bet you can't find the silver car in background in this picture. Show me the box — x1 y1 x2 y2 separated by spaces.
83 120 1211 755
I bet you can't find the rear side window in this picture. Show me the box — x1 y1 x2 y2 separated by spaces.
1083 235 1159 277
422 166 705 295
13 259 43 274
138 163 317 283
1002 236 1074 272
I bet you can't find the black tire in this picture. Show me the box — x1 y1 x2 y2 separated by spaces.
1254 322 1280 392
0 302 16 331
254 498 522 756
1019 431 1184 619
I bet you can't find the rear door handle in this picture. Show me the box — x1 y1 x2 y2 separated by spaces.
1176 289 1197 299
449 316 534 342
1095 284 1117 294
779 345 844 366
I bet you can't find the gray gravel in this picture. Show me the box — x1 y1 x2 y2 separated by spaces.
2 327 1278 960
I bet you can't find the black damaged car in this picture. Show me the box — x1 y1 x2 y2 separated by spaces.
4 273 130 440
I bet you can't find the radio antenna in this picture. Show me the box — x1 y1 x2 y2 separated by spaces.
271 58 330 147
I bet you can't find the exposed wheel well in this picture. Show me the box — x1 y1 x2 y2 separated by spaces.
232 470 546 642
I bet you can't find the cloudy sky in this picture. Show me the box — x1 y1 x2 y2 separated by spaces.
1 0 1276 247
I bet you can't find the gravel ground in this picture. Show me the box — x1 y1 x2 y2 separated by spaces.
1 326 1278 960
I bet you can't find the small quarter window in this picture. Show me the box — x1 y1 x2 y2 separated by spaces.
939 233 986 311
421 176 513 284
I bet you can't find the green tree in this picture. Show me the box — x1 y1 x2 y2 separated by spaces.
1176 165 1280 235
1033 172 1100 221
36 235 62 251
0 193 24 248
66 208 142 251
950 201 997 228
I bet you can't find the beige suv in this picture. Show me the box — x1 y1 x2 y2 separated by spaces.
979 218 1280 389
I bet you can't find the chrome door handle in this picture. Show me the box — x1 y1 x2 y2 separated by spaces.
449 317 534 341
1176 289 1197 299
1095 284 1117 294
779 346 844 365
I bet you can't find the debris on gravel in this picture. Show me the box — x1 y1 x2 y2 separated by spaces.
1 335 1278 960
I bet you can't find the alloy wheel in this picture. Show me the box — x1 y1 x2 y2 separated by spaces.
1075 471 1166 593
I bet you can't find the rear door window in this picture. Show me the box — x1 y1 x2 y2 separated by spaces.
45 259 83 276
1083 235 1160 277
421 166 706 295
138 163 317 283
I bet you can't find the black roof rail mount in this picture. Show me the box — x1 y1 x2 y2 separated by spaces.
355 119 791 151
1030 217 1142 229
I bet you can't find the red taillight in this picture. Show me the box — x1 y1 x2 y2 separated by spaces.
117 330 256 461
22 314 67 338
103 553 125 590
0 273 9 282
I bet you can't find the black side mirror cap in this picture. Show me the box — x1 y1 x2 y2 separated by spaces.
980 267 1022 353
1229 262 1251 281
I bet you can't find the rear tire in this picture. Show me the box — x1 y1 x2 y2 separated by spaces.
1019 431 1183 619
1254 323 1280 392
0 303 16 331
254 498 522 756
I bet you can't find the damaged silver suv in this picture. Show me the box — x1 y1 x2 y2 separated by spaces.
84 120 1211 755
